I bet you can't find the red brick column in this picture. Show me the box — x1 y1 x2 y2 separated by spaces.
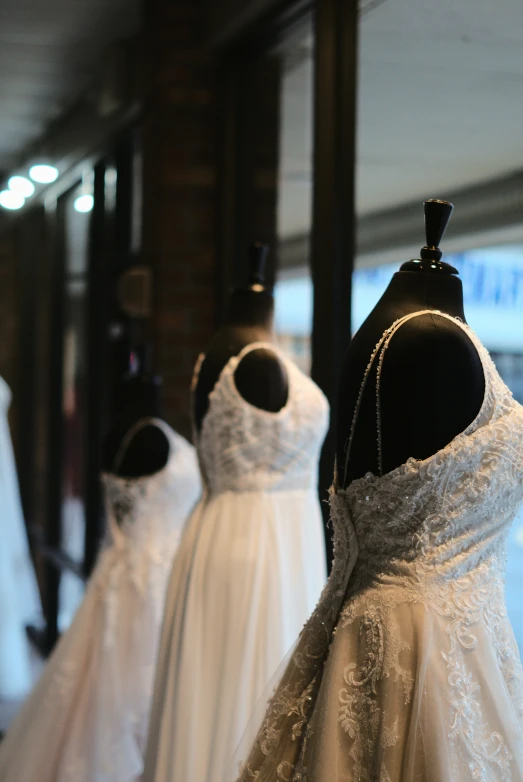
142 0 217 438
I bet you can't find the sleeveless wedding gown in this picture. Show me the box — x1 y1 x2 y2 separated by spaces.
0 419 201 782
143 342 329 782
236 311 523 782
0 375 41 700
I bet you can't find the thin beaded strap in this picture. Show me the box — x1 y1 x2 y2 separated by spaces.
342 321 399 484
374 316 420 475
190 353 205 445
343 310 445 484
191 353 205 394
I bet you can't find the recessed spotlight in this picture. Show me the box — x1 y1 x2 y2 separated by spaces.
74 194 94 213
29 164 59 184
0 190 25 210
8 176 35 197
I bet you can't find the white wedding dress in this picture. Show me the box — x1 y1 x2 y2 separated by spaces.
236 311 523 782
0 376 41 700
143 342 329 782
0 419 201 782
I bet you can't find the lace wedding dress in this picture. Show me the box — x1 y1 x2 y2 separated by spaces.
0 419 201 782
235 311 523 782
0 376 41 700
143 342 329 782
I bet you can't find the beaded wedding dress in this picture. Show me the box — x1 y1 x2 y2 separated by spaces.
0 376 41 700
236 311 523 782
143 342 329 782
0 419 201 782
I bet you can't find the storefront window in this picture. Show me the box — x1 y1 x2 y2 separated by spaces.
58 181 91 629
274 274 313 374
274 27 314 373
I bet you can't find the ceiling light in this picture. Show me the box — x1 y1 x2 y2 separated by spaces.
8 175 35 197
74 194 94 213
29 164 59 184
0 190 25 210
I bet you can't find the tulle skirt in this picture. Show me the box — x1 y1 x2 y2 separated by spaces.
143 487 327 782
0 540 176 782
235 582 523 782
298 597 523 780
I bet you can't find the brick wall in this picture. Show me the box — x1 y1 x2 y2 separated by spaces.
142 0 217 439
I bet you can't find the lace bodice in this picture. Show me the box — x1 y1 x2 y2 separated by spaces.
192 342 329 494
338 310 523 584
101 419 201 552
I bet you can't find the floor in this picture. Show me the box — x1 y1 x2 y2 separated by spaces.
0 700 22 735
0 641 43 738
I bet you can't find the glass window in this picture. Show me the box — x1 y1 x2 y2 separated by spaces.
274 275 313 374
243 22 314 372
58 181 92 630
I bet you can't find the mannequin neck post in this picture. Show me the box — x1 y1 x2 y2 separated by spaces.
225 288 275 330
115 376 163 425
378 270 466 321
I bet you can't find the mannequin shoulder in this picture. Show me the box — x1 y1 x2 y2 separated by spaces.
125 424 170 453
386 313 484 371
111 424 171 478
382 313 485 410
234 347 289 412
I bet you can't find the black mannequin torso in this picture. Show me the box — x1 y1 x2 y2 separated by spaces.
337 201 485 487
102 376 170 478
194 244 289 431
194 289 289 430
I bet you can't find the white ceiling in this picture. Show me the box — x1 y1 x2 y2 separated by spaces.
2 0 523 235
0 0 139 176
358 0 523 215
278 0 523 237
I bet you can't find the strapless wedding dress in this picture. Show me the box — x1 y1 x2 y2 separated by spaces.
144 342 329 782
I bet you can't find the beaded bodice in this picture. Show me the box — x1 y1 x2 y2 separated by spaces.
192 342 329 494
337 310 523 583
